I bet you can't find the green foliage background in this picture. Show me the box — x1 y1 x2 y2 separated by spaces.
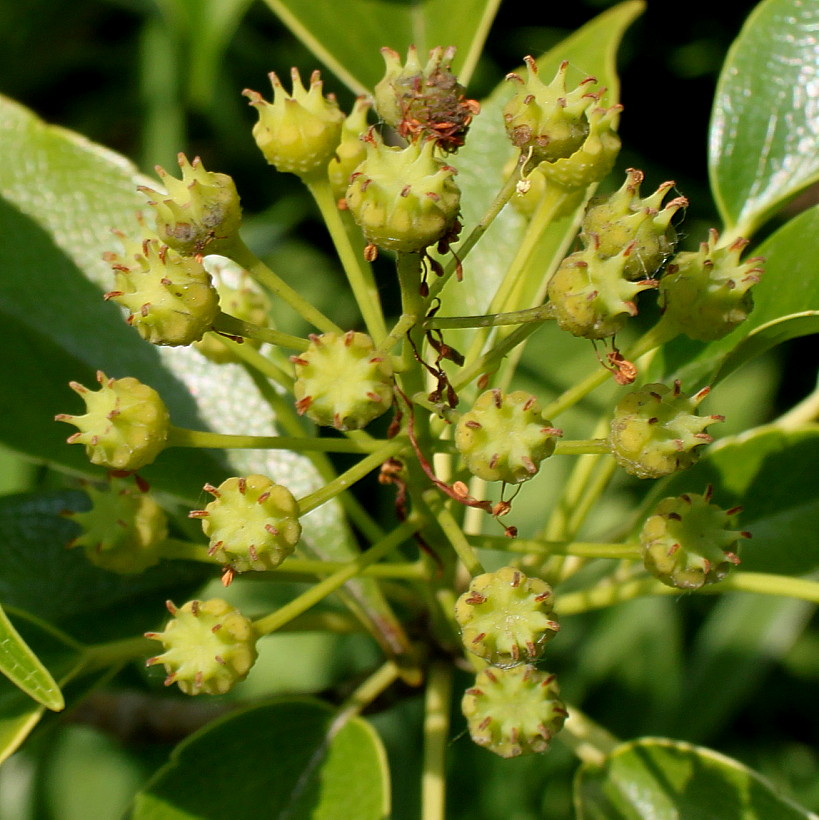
0 1 817 819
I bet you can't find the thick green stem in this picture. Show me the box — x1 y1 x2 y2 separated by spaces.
461 186 568 370
213 334 294 390
252 518 421 636
553 439 611 456
559 704 620 765
306 177 388 344
546 418 614 542
452 322 541 392
226 236 342 334
396 252 432 443
429 152 527 300
82 635 156 674
213 311 309 351
378 313 419 358
467 534 641 560
297 439 406 515
158 538 426 579
772 382 819 430
167 426 386 454
429 497 485 576
422 662 454 820
422 304 550 330
336 661 402 727
558 571 819 616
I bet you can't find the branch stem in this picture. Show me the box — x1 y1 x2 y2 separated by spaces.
422 662 454 820
227 236 342 334
213 311 309 351
297 439 406 515
167 426 387 454
306 177 388 344
252 518 420 636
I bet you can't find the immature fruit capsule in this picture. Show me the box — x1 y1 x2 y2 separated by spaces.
104 237 220 346
609 381 724 479
545 240 659 340
194 261 271 364
55 371 170 471
328 97 372 202
537 103 622 195
454 566 560 664
373 45 478 151
454 390 561 484
640 487 747 589
138 153 242 256
345 133 461 254
582 168 687 279
146 599 258 695
462 665 568 758
292 331 394 431
64 475 167 574
244 68 345 179
504 59 597 166
659 229 764 340
190 475 302 574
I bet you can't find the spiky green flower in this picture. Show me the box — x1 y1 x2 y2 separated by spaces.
55 371 170 471
146 599 258 695
244 68 345 179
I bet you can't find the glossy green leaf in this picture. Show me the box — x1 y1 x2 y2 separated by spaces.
710 0 819 237
655 203 819 387
447 1 645 335
132 698 389 820
575 737 817 819
0 605 63 711
261 0 501 94
0 95 410 667
643 427 819 577
0 613 83 765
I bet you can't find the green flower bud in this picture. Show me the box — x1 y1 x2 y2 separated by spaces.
65 475 167 573
609 381 724 479
454 566 560 664
462 665 567 758
194 260 271 364
328 97 372 202
138 153 242 256
659 229 764 341
146 599 258 695
641 487 747 589
190 475 301 574
546 241 659 340
454 390 561 484
104 236 220 346
582 168 687 279
244 68 345 179
503 59 597 165
56 371 170 471
292 331 394 431
537 103 622 194
345 134 461 254
373 45 478 151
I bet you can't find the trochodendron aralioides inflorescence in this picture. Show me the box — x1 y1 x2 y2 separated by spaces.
3 0 819 817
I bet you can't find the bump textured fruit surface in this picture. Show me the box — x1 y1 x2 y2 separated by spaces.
462 664 567 758
455 566 559 664
146 599 258 695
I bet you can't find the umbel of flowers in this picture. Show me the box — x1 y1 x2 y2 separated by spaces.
54 43 763 761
